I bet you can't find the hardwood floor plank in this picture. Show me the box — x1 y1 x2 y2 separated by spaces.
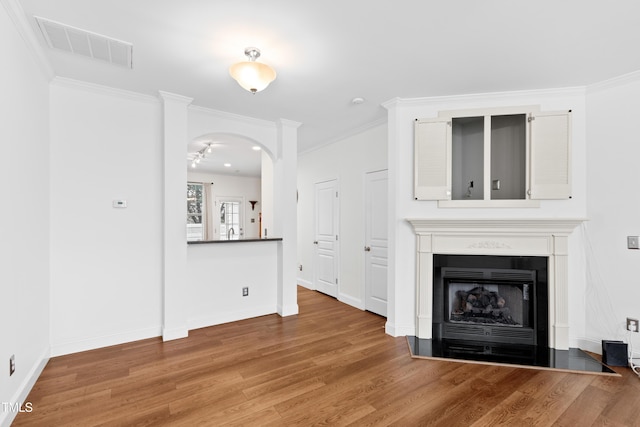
13 286 639 426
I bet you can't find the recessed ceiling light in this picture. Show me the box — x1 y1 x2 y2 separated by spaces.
252 146 261 151
224 163 231 167
351 97 365 105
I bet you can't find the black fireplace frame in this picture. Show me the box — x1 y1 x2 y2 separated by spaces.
432 254 549 348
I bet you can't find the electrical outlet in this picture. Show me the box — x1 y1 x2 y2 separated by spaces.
627 236 639 250
9 355 15 376
242 287 249 297
627 317 639 332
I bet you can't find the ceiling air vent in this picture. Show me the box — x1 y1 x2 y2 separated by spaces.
34 16 133 69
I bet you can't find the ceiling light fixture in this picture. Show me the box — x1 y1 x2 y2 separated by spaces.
189 143 212 169
229 47 276 94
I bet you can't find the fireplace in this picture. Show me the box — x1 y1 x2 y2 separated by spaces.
407 218 584 350
432 254 548 347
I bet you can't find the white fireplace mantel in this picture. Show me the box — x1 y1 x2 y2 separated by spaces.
407 218 585 350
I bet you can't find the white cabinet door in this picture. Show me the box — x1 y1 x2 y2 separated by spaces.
414 118 451 200
529 111 572 199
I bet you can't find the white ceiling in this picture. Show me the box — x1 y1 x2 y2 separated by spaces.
17 0 640 176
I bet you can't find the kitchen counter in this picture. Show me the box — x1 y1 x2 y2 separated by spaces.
188 237 282 244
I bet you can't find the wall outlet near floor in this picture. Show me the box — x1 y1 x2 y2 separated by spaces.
242 287 249 297
627 317 639 332
9 354 15 376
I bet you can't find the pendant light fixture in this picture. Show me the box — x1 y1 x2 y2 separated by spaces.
229 47 276 94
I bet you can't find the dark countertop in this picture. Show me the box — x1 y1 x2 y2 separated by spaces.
188 237 283 245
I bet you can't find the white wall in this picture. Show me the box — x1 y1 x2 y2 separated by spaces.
49 80 163 355
187 241 278 329
384 89 588 345
297 124 387 308
188 172 261 239
585 72 640 356
0 1 51 424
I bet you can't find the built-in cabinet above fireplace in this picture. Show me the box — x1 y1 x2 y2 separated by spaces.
414 106 572 207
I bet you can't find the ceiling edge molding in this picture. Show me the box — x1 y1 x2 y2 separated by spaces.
51 76 159 105
158 91 193 105
586 69 640 95
1 0 54 80
298 117 387 155
384 86 587 108
277 118 303 129
188 104 277 130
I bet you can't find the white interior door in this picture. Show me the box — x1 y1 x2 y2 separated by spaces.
365 170 388 316
314 179 339 297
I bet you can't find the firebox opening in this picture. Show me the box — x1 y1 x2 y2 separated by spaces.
448 280 530 328
433 255 548 348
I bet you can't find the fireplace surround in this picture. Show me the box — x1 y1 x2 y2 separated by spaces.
407 218 584 350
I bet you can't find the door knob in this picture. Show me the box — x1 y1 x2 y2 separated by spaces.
364 246 371 252
313 241 318 244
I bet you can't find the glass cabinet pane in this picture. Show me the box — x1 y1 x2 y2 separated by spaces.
452 117 484 200
490 114 526 200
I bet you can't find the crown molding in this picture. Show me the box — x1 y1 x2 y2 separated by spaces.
277 118 303 129
384 86 586 110
1 0 54 80
298 116 387 155
188 104 277 130
586 69 640 94
51 76 159 105
158 91 193 105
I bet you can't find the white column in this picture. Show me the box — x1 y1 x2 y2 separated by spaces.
159 91 192 341
553 235 570 350
274 119 301 316
416 234 433 338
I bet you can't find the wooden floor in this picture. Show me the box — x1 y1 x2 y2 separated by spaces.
13 287 640 426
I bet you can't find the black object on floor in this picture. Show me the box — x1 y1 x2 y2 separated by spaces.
602 340 629 366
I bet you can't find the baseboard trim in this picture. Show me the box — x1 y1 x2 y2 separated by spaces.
50 326 162 357
188 305 277 331
0 347 49 427
297 278 313 290
278 303 299 317
162 326 189 342
385 322 416 337
338 293 364 311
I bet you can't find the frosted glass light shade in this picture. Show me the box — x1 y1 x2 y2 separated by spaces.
229 61 276 93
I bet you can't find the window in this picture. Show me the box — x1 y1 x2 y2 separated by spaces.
187 182 204 241
414 106 571 206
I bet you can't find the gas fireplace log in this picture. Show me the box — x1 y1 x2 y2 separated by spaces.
452 287 518 325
